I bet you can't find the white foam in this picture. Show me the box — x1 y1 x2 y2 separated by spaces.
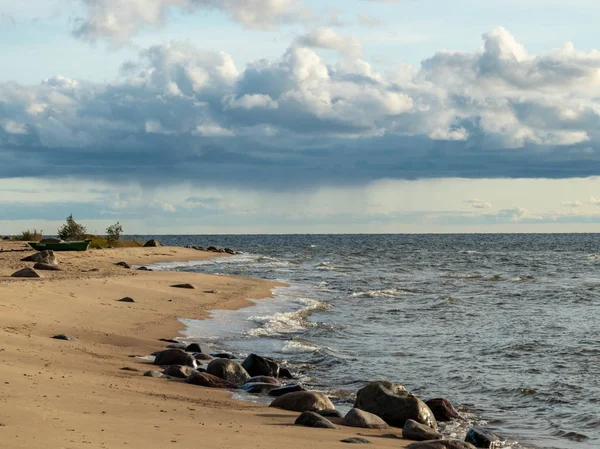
279 340 320 354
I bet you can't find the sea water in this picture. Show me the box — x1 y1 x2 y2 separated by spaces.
145 234 600 449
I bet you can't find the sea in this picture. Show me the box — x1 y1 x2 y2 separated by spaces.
141 234 600 449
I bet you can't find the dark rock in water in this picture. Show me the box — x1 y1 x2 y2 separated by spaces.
185 343 202 353
52 334 76 341
341 438 372 444
224 248 236 255
137 266 152 271
242 353 280 377
279 367 294 379
193 246 205 251
342 408 390 429
11 267 41 278
166 343 187 350
246 376 280 386
33 262 61 271
207 359 250 386
154 349 196 368
171 283 196 289
159 338 179 343
425 398 464 422
115 261 130 269
22 250 57 265
268 384 306 397
163 365 197 379
185 372 238 389
406 441 477 449
144 371 166 378
143 239 161 247
211 352 236 359
465 428 500 448
240 382 280 394
354 381 437 430
207 246 219 252
194 353 213 361
269 391 335 412
317 409 342 418
403 419 443 441
295 411 338 429
117 297 135 303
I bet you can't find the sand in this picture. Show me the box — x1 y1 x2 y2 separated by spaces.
0 241 409 448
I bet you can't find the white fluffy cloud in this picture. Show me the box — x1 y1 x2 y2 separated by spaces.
74 0 313 42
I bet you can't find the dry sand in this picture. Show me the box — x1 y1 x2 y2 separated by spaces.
0 241 409 448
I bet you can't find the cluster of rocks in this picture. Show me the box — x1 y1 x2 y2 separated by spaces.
141 344 502 448
11 250 62 278
184 245 238 255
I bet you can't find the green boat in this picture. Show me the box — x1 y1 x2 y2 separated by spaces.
28 240 91 252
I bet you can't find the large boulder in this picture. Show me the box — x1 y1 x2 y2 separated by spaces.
465 428 500 448
240 383 280 394
241 353 280 377
163 365 197 379
406 441 477 449
403 419 443 441
354 381 437 429
295 411 338 429
425 399 463 422
341 408 390 429
11 267 41 278
185 343 203 353
246 376 280 386
143 239 161 247
268 384 306 397
269 391 335 413
154 349 196 368
185 372 238 389
21 250 57 265
206 359 250 386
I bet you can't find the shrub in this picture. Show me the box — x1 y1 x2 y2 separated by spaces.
105 222 123 246
57 214 87 241
13 229 43 241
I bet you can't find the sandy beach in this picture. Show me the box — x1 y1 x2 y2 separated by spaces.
0 241 409 449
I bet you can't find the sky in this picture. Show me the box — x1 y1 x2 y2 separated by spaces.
1 0 600 234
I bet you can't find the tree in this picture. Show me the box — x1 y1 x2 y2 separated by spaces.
57 214 87 241
106 222 123 246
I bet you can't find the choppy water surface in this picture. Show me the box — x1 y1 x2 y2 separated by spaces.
146 234 600 449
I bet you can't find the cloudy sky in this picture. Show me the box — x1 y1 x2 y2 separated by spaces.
1 0 600 234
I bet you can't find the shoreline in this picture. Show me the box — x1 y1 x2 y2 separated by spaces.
0 241 410 449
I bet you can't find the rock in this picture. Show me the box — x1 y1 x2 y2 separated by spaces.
403 419 443 441
185 343 202 353
211 352 236 359
143 239 161 247
341 438 372 444
246 376 280 386
185 372 238 389
2 236 10 240
194 353 213 361
317 409 342 418
159 338 178 343
465 428 500 448
206 359 250 386
294 411 338 429
171 283 196 289
342 408 390 429
115 262 131 269
242 353 280 377
143 371 166 378
117 297 135 303
120 367 140 372
11 267 41 278
354 381 437 429
268 384 306 397
269 391 335 413
82 268 100 273
203 290 218 294
279 367 294 379
240 382 280 394
425 399 464 422
154 349 196 368
406 441 477 449
52 334 76 341
163 365 197 379
33 262 62 271
21 250 57 265
193 246 205 251
207 246 219 252
137 266 152 271
224 248 236 255
166 343 187 350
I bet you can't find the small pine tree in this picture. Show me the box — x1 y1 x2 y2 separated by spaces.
106 222 123 246
57 214 87 241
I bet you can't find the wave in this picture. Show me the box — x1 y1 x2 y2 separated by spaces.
350 287 417 298
247 298 330 337
279 340 321 354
